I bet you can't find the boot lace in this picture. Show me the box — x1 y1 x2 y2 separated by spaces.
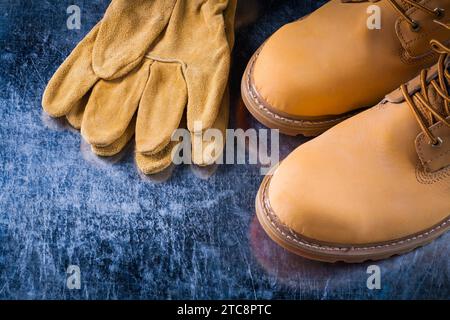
400 21 450 147
388 0 445 31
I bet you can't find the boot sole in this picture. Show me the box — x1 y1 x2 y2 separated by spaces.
241 45 365 137
255 168 450 263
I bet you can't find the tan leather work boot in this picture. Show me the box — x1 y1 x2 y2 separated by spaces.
255 37 450 263
242 0 450 136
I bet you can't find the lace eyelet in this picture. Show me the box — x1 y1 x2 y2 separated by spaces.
410 21 421 32
431 137 443 148
434 8 445 19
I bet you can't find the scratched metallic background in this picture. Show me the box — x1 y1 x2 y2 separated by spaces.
0 0 448 299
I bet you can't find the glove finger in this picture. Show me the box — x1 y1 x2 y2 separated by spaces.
137 89 230 173
191 86 229 166
93 0 176 79
185 57 230 134
91 115 136 157
42 23 100 117
81 59 152 147
136 61 187 155
184 0 235 133
65 91 91 129
185 26 230 134
135 141 178 175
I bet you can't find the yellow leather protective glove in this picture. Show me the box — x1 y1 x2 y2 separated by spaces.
43 0 236 174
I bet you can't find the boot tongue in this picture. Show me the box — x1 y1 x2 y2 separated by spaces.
426 85 445 118
423 62 450 123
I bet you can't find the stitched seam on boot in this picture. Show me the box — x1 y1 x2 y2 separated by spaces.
416 121 450 172
416 162 450 184
400 46 437 65
397 0 433 47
